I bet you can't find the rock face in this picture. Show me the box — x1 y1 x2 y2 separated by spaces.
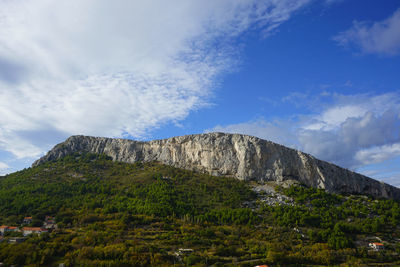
33 133 400 199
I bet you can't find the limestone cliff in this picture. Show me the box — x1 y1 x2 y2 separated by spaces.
33 133 400 199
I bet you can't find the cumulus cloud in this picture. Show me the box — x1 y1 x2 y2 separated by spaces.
334 8 400 55
0 0 311 159
355 143 400 166
209 92 400 171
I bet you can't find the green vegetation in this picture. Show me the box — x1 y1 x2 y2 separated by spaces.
0 153 399 266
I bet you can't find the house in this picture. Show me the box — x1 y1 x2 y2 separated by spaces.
22 227 48 236
45 216 55 224
23 217 33 224
44 216 57 229
174 248 194 257
7 226 18 232
0 226 8 235
369 242 384 250
8 237 26 244
44 222 57 230
178 248 193 254
0 226 20 235
255 265 269 267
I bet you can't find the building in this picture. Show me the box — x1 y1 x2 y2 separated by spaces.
22 227 48 236
369 242 384 250
23 217 33 224
0 226 19 235
8 237 26 244
7 226 18 232
44 216 57 229
174 248 194 258
178 248 193 255
45 216 55 224
0 226 9 235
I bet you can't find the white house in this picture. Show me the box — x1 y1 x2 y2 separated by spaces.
23 217 33 224
369 242 384 250
22 227 48 236
0 226 19 235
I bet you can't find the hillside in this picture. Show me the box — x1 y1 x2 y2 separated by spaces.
0 153 399 266
33 133 400 200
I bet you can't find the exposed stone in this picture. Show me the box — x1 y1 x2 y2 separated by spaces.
251 184 295 207
32 132 400 199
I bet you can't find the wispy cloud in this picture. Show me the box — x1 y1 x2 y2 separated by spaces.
355 143 400 166
357 158 400 188
0 162 9 175
334 8 400 56
0 0 311 160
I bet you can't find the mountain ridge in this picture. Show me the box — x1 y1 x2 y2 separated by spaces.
33 132 400 199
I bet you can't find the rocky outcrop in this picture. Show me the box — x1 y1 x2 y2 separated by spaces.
33 133 400 199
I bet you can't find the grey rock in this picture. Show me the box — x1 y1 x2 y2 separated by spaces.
32 132 400 199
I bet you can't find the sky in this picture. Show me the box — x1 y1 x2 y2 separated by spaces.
1 0 400 187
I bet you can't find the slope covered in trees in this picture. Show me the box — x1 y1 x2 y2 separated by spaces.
0 153 399 266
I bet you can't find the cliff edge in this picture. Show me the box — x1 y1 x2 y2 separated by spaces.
33 133 400 199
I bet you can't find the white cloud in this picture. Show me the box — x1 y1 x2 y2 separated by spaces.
357 159 400 188
334 8 400 55
0 162 9 170
0 0 311 159
355 143 400 165
304 105 366 130
0 162 9 175
383 173 400 188
209 92 400 171
385 174 400 188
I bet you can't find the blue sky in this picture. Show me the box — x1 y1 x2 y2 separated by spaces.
1 0 400 187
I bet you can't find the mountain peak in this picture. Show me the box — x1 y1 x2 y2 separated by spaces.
33 133 400 199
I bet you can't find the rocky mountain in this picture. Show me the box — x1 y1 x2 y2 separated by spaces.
33 132 400 199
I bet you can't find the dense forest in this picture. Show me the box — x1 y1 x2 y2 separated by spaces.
0 153 399 266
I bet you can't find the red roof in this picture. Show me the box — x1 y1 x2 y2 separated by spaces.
373 242 384 246
24 217 32 219
22 227 47 231
0 226 19 230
